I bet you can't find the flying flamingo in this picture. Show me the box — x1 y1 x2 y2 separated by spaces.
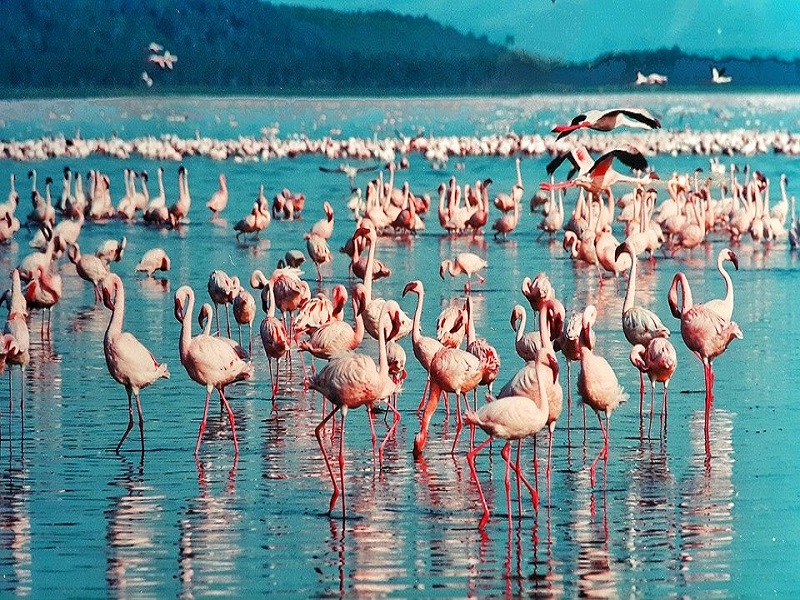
614 240 671 411
629 338 677 437
135 248 171 278
258 280 289 403
540 146 655 196
465 342 559 529
174 286 254 456
310 305 398 517
667 272 742 443
101 274 170 455
577 305 627 486
551 107 661 140
439 252 487 293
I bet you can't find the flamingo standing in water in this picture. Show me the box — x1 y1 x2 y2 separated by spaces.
258 280 289 403
232 284 256 354
1 270 30 409
68 242 109 303
23 265 62 337
465 341 559 529
667 271 742 443
614 240 671 411
310 306 398 518
206 173 228 218
298 284 366 361
174 286 254 456
703 248 739 322
101 274 170 455
135 248 171 278
207 270 237 337
577 305 627 486
440 252 487 293
630 338 677 436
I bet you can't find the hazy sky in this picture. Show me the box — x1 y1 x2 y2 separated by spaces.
274 0 800 62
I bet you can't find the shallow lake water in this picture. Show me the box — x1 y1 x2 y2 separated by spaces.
0 95 799 597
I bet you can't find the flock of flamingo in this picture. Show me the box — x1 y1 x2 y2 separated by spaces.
2 104 789 530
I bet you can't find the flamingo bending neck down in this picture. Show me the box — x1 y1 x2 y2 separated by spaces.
630 338 677 437
309 305 399 518
101 273 170 455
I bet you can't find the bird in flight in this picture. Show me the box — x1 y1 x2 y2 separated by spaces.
551 107 661 140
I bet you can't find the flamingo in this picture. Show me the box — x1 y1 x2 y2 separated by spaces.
435 302 467 349
96 236 127 265
521 273 554 329
465 294 501 400
68 243 110 303
465 344 559 529
667 272 742 442
298 284 366 361
206 173 228 218
355 226 412 340
304 233 332 282
23 265 62 337
511 304 541 362
630 339 677 436
207 270 237 337
614 240 671 409
308 201 334 239
232 285 256 355
135 248 171 278
258 280 289 402
310 305 398 517
1 270 30 409
174 286 254 456
551 107 661 140
541 146 655 196
101 274 170 454
703 248 739 322
402 280 447 417
577 305 627 486
491 196 520 240
439 252 487 293
711 66 732 84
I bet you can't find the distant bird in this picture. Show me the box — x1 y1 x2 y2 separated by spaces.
551 107 661 140
635 71 668 85
135 248 171 278
141 72 154 88
711 66 732 84
101 274 170 455
319 163 379 191
148 49 178 70
147 42 164 53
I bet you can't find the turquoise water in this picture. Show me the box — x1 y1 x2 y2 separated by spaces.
0 95 799 597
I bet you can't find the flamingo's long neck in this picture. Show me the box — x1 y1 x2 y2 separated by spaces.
352 296 365 346
622 247 637 314
718 254 734 316
376 307 389 383
363 234 376 301
668 273 693 317
158 169 165 200
179 289 195 360
514 308 526 345
10 272 26 315
267 281 278 319
465 296 476 346
107 279 125 337
411 288 424 346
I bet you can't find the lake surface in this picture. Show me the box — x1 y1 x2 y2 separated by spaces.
0 94 799 597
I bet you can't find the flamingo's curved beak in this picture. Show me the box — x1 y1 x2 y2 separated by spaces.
729 251 739 270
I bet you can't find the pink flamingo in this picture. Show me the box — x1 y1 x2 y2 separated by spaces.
207 270 236 337
308 201 334 239
510 304 541 362
465 343 559 529
629 338 677 436
304 233 332 282
439 252 487 293
68 242 109 303
232 285 256 355
135 248 171 278
23 264 62 337
298 284 366 361
174 285 254 456
101 274 170 454
465 295 501 401
551 107 661 140
521 273 554 329
205 173 228 218
435 302 467 349
1 270 30 408
258 280 289 402
402 280 446 417
577 305 627 486
310 306 398 517
667 271 742 441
